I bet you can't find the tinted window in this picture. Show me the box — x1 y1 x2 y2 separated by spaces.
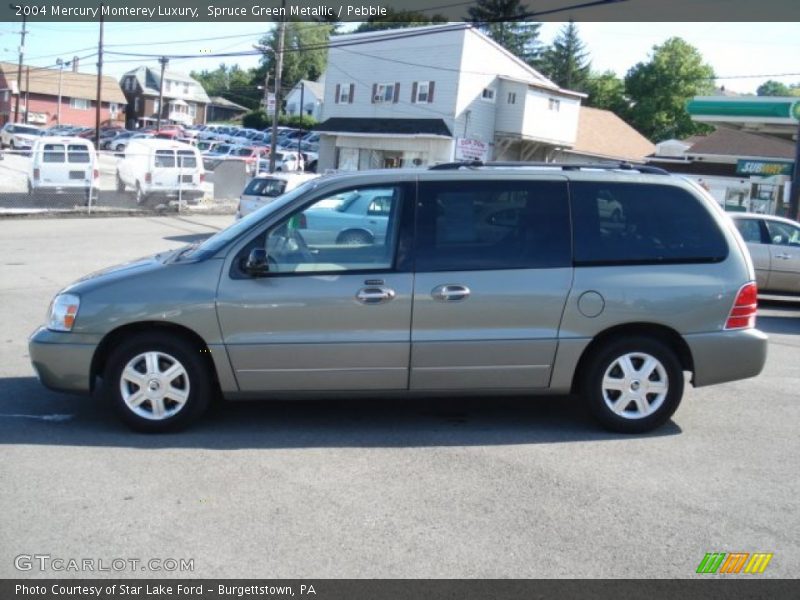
154 150 175 168
177 150 197 168
243 178 288 197
571 182 728 265
415 180 571 271
42 144 65 163
67 144 90 163
734 218 763 244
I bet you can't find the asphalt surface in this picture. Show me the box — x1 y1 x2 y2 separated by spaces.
0 215 798 579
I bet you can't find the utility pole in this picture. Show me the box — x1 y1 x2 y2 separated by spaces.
95 10 104 145
24 66 29 122
13 10 27 123
156 56 169 131
56 58 67 126
297 80 304 166
269 4 286 173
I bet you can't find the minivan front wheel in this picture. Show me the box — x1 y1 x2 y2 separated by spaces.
105 333 212 432
581 336 683 433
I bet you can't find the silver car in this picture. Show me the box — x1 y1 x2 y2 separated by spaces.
730 213 800 295
29 163 767 433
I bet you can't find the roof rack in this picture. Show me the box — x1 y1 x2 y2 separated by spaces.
429 160 670 175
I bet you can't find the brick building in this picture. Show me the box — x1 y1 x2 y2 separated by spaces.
0 61 126 128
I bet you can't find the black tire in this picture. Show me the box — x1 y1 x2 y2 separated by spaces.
337 230 372 246
27 179 33 195
135 182 146 205
116 172 125 192
104 332 213 433
580 336 683 434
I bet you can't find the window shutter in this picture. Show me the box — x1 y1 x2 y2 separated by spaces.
411 82 418 103
371 83 377 103
335 84 340 104
349 83 354 104
393 82 400 103
428 81 435 103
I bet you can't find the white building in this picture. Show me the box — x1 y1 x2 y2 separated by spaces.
315 23 586 171
285 78 324 121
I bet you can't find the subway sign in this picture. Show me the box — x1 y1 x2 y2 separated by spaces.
736 160 794 176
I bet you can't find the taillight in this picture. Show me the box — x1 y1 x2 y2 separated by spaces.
199 173 205 183
145 172 152 184
93 169 99 180
33 168 40 180
725 282 758 330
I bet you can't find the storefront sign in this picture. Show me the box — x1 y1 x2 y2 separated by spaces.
26 112 47 124
455 138 489 162
736 159 793 177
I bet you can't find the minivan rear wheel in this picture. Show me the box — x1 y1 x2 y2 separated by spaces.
104 333 212 432
581 336 683 433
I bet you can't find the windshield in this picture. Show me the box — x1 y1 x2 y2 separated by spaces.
183 178 320 260
243 177 288 197
17 126 41 135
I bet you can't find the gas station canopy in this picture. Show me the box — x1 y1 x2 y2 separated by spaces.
687 96 800 139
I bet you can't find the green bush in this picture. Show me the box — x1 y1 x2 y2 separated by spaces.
241 110 318 131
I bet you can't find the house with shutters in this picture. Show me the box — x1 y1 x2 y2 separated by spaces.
314 23 587 171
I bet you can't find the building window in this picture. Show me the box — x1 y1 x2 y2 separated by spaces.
188 103 196 118
69 98 91 110
154 99 160 113
507 92 516 104
183 83 189 95
336 83 354 104
481 87 496 102
109 103 119 117
373 82 397 104
413 81 435 104
2 90 8 102
548 98 561 111
133 97 140 112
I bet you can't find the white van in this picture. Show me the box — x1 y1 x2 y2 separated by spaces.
116 139 205 204
236 172 319 219
28 136 98 201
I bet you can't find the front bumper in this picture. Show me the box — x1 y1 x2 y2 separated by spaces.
685 328 768 387
28 327 98 394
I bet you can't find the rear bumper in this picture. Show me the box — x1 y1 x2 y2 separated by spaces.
684 328 768 387
28 327 97 394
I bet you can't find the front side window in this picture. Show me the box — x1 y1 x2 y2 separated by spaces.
734 218 764 244
257 186 403 274
765 220 800 247
571 182 728 265
415 180 571 272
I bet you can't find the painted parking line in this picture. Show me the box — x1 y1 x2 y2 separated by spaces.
0 413 74 422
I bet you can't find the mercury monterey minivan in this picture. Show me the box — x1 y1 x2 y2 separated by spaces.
29 162 768 433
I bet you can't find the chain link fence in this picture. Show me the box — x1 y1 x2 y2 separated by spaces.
0 144 281 216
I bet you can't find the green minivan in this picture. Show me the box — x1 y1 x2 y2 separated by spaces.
29 163 768 433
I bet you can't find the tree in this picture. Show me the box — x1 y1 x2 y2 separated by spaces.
353 9 447 33
757 80 791 96
190 64 261 109
467 0 542 65
256 21 334 98
539 20 590 91
624 37 715 141
583 70 629 117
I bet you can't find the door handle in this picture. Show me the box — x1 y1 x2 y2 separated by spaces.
356 286 395 305
774 253 791 260
432 284 471 302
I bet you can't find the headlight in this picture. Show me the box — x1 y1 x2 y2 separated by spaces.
48 293 80 332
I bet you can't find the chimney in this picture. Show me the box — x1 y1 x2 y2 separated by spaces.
72 57 79 73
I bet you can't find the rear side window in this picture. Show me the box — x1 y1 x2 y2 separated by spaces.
243 178 288 197
571 182 728 265
415 180 571 271
177 150 197 168
42 144 65 163
67 144 90 163
154 150 175 168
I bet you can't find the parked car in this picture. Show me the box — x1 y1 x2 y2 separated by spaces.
230 145 270 174
115 138 205 205
236 172 319 219
29 162 767 433
111 132 153 153
1 123 44 150
27 136 98 202
730 213 800 295
256 150 304 172
196 140 220 154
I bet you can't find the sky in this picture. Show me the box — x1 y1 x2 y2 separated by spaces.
0 21 798 94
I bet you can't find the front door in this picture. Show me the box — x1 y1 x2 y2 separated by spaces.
216 183 414 392
409 178 573 390
764 218 800 294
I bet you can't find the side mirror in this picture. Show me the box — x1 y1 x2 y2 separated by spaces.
244 247 270 277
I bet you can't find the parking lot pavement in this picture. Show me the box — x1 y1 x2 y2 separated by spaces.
0 215 799 578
